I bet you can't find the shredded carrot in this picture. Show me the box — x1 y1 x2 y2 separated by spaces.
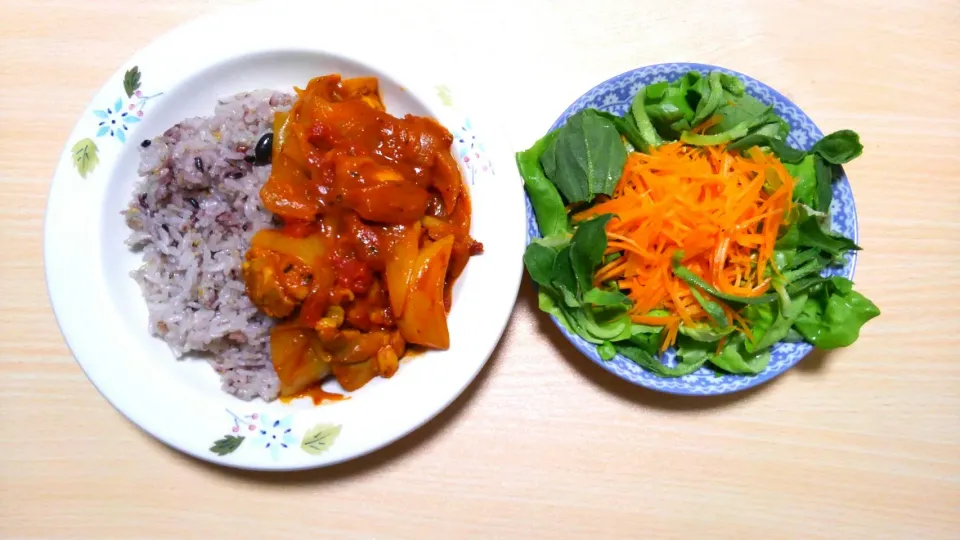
578 142 794 350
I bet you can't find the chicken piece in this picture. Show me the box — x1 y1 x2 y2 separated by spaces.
330 155 430 225
259 155 318 221
337 77 385 111
341 182 430 224
321 329 392 364
376 345 399 378
398 115 453 167
242 247 312 318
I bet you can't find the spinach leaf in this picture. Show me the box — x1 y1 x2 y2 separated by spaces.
541 110 627 203
545 292 629 345
773 222 800 270
811 130 863 165
678 71 703 93
797 216 860 258
744 293 808 352
559 305 603 344
527 213 637 349
522 241 560 290
675 337 712 365
551 245 578 302
719 73 745 96
785 155 817 207
627 328 661 354
628 318 666 347
678 323 733 342
680 121 750 146
783 328 805 343
570 214 614 293
692 72 724 126
709 90 770 133
689 287 730 328
794 203 830 230
592 110 650 152
598 340 617 361
631 322 664 335
781 250 831 283
679 332 772 375
538 291 574 333
649 86 697 135
569 307 630 341
672 252 778 305
560 287 580 309
516 131 570 237
745 105 777 131
710 334 771 374
674 333 769 376
743 107 791 141
618 342 708 377
782 247 819 272
785 275 830 296
629 88 664 148
793 277 880 349
582 287 631 309
645 81 670 101
742 302 775 348
729 134 807 164
646 102 686 138
814 154 834 213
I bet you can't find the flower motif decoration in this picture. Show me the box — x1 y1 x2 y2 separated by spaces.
453 118 495 183
71 66 162 178
433 86 495 185
601 92 620 106
209 409 342 461
252 413 297 460
93 97 141 143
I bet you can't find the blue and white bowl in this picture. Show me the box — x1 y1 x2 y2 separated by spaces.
525 63 859 395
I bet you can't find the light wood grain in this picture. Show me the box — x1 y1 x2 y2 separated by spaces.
2 0 959 538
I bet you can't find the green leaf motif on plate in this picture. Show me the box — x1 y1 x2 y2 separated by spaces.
71 138 99 178
435 84 454 107
300 424 342 455
210 435 245 456
123 66 142 98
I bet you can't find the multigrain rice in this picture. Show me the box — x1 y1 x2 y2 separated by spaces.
124 90 293 401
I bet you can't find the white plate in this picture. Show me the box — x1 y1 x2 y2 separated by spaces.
44 3 525 470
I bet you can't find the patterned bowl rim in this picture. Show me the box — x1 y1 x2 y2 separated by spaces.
526 62 858 396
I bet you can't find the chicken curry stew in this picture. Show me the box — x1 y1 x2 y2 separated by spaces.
242 74 482 399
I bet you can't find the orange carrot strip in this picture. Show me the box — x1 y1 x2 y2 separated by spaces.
593 143 792 349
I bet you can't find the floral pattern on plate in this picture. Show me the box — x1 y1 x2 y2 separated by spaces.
210 410 342 460
71 66 162 178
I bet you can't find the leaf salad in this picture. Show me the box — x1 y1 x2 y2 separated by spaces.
519 71 879 377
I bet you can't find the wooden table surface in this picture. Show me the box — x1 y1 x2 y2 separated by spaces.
2 1 958 538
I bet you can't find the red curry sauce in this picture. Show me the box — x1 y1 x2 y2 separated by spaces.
242 74 481 401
